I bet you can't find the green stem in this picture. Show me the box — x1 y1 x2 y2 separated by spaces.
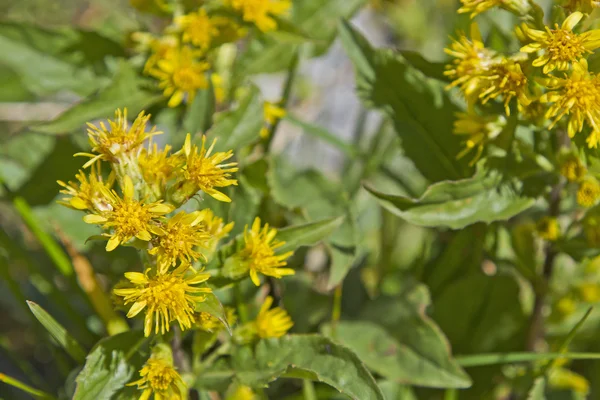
302 379 317 400
331 284 342 339
234 284 248 323
0 373 56 400
265 49 300 151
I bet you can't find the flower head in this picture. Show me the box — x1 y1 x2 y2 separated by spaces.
540 59 600 142
260 101 286 139
577 177 600 207
225 0 291 32
454 110 505 163
78 109 162 167
536 216 560 241
458 0 530 18
175 9 219 52
240 217 294 286
445 25 497 101
226 384 257 400
197 208 234 253
148 46 209 107
180 134 238 202
133 33 179 73
114 265 211 336
563 0 600 13
149 211 211 273
129 353 185 400
83 176 173 251
478 58 531 115
196 307 236 332
255 296 293 338
139 143 182 191
578 283 600 303
559 153 586 182
520 13 600 74
57 165 114 212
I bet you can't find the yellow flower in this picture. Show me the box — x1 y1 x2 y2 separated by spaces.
212 73 226 104
559 153 586 182
458 0 530 18
577 283 600 302
536 216 560 241
196 307 236 332
548 367 590 395
139 143 182 187
478 58 531 115
445 24 497 101
554 296 577 317
453 110 505 163
149 211 211 274
226 384 257 400
148 46 209 108
540 59 600 143
260 102 286 139
577 177 600 207
197 208 234 253
180 134 238 202
57 165 114 212
77 109 162 168
133 33 179 73
83 176 173 251
226 0 291 32
563 0 600 13
114 264 211 336
129 355 185 400
240 217 294 286
175 9 219 52
520 13 600 74
255 296 293 338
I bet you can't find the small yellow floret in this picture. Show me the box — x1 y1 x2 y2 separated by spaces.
240 217 294 286
260 102 286 139
458 0 530 18
255 296 293 338
226 0 291 32
577 177 600 207
129 355 185 400
536 216 560 241
114 264 211 337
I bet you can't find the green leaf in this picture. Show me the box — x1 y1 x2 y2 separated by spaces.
33 62 162 135
527 378 546 400
365 171 534 229
244 335 384 400
195 293 232 335
431 273 526 354
183 85 215 136
323 321 470 388
360 285 472 388
338 20 472 182
0 24 100 96
284 114 358 158
0 133 55 191
399 51 448 82
73 331 146 400
276 216 345 253
27 301 86 363
208 85 263 151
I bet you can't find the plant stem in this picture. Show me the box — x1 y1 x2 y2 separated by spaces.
234 284 248 323
0 373 56 400
331 284 343 338
526 182 562 351
302 379 317 400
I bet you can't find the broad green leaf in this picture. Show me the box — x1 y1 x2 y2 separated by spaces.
431 274 526 354
242 335 385 400
227 175 262 237
365 171 534 229
323 321 470 388
0 25 100 96
338 21 472 182
360 285 472 389
73 331 146 400
400 51 448 82
208 85 263 151
34 62 162 135
195 293 232 334
328 245 356 290
527 378 546 400
0 65 34 101
27 301 86 363
276 216 345 253
377 381 417 400
183 84 215 137
0 133 55 191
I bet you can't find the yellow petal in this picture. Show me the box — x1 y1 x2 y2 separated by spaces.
70 197 88 210
149 203 174 214
124 272 147 284
205 189 231 202
136 230 152 241
250 269 261 286
83 214 107 224
562 11 583 31
106 235 121 251
122 175 135 200
127 300 147 317
184 133 192 157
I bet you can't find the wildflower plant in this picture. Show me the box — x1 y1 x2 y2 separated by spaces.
8 0 600 399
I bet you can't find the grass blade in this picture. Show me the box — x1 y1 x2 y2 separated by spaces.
456 352 600 367
27 301 86 363
0 373 56 400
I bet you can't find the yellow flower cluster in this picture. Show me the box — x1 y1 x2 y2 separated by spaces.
133 0 292 107
58 108 295 399
445 4 600 161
